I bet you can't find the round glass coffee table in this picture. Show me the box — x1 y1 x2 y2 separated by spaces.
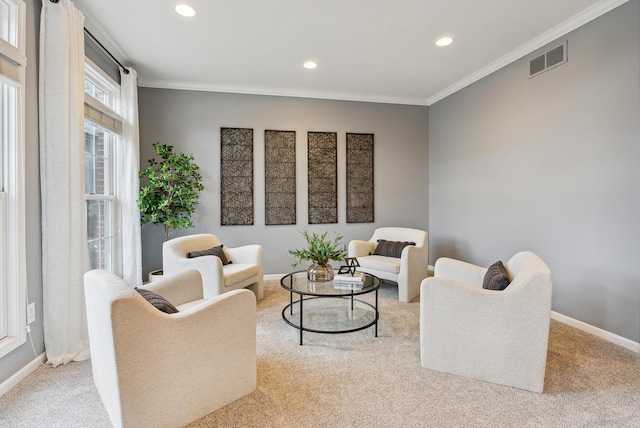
280 271 381 345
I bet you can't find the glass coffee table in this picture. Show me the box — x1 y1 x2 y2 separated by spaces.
280 271 381 345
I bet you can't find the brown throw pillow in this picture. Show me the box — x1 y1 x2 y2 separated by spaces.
135 288 179 314
483 261 511 290
372 239 416 258
186 244 231 265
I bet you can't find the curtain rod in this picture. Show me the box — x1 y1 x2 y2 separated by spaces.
83 28 130 75
49 0 130 75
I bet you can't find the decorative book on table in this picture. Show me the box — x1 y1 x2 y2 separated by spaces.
333 282 363 290
333 272 365 283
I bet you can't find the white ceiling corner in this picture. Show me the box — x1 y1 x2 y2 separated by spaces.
72 0 627 106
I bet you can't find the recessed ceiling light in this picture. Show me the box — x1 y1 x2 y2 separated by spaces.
175 4 196 17
435 37 453 47
303 61 318 70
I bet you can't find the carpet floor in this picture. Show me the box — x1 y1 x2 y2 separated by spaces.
1 280 639 427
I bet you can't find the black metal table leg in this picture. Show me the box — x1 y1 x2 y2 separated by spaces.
299 294 304 345
375 288 378 337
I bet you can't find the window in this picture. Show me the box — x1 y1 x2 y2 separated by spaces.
0 81 17 341
85 122 116 270
0 0 20 50
0 0 26 357
83 60 122 272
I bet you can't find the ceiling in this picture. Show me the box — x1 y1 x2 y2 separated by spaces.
72 0 623 106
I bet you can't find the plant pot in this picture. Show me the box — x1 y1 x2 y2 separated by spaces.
148 269 164 283
307 261 334 282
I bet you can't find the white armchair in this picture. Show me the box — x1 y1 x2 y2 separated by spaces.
348 227 429 303
84 269 257 428
163 233 264 300
420 251 553 393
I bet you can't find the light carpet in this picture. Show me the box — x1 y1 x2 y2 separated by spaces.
1 280 639 427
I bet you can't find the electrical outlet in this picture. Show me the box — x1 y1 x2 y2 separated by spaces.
27 302 36 324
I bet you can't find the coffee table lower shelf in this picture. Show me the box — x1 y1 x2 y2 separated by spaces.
282 295 379 345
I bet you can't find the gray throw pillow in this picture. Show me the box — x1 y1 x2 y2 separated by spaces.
372 239 416 258
186 244 231 265
135 288 179 314
483 261 511 290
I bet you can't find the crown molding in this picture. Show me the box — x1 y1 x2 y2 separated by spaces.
77 0 627 108
426 0 629 105
137 79 430 106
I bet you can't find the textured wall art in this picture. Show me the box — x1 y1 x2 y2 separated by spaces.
265 130 296 225
220 127 254 225
307 132 338 224
346 133 374 223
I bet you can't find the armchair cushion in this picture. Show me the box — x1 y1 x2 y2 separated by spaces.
135 288 179 314
482 261 511 291
358 255 401 274
373 239 416 258
187 244 231 265
223 264 260 287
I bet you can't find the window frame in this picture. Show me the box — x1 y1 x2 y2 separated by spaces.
0 0 26 66
0 0 27 358
83 59 122 275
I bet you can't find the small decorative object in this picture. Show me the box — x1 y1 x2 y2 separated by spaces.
334 271 365 285
338 257 360 275
288 230 347 281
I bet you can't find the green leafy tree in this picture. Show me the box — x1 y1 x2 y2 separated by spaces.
288 230 347 267
138 142 205 241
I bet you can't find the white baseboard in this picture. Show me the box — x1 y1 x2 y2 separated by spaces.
551 311 639 353
0 352 46 398
264 273 284 281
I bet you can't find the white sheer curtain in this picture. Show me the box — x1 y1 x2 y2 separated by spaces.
39 0 90 366
118 67 142 287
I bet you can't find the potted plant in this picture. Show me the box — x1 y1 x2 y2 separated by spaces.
138 142 204 280
288 230 347 281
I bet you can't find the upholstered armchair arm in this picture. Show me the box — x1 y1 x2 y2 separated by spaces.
398 244 429 303
348 240 376 258
144 269 203 306
177 256 226 299
226 244 263 265
421 275 523 353
434 257 487 286
110 289 256 425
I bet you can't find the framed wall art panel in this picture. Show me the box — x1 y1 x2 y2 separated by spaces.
265 130 296 225
307 131 337 224
346 133 374 223
220 127 254 225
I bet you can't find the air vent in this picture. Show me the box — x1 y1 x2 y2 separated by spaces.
529 41 567 78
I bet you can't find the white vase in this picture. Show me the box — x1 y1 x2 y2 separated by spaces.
148 269 164 283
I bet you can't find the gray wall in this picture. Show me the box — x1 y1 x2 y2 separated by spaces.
85 35 120 83
428 1 640 342
138 90 429 276
0 0 45 384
